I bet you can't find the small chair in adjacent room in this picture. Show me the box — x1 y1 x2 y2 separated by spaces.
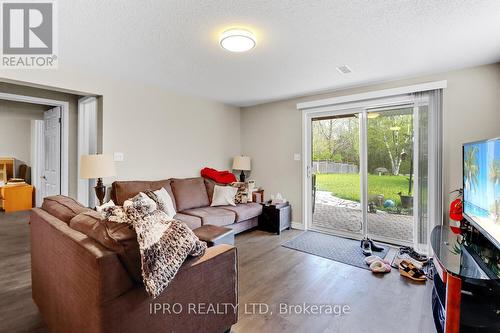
17 164 28 183
8 164 29 184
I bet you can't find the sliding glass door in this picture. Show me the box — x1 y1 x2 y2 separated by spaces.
366 107 415 245
311 113 363 237
306 94 437 249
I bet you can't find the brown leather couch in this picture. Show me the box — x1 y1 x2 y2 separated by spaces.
111 177 263 234
31 193 238 333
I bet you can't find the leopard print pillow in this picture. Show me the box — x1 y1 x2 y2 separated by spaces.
230 182 247 204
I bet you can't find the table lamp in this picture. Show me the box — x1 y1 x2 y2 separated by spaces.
80 154 116 206
232 156 251 182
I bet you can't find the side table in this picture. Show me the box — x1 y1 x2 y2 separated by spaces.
258 201 291 235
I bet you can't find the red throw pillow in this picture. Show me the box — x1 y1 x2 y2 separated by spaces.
201 167 237 184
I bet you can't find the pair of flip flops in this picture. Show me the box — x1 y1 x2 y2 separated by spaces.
364 255 391 273
398 259 427 282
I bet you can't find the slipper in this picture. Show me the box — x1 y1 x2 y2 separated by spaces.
369 260 391 273
398 260 427 282
364 255 390 266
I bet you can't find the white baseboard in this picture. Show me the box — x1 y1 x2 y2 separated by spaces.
291 221 305 230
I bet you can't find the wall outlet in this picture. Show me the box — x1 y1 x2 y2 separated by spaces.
113 152 124 162
294 153 301 161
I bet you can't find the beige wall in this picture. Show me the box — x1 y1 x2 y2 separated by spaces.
0 118 31 165
0 69 241 200
0 100 47 166
241 63 500 225
100 87 241 181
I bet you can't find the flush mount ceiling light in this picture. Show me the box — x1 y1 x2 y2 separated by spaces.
219 29 256 53
367 112 380 119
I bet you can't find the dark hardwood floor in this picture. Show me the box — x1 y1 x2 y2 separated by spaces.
0 211 45 332
233 229 436 333
0 211 436 333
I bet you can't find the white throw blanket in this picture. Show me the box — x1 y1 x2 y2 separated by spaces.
102 194 206 297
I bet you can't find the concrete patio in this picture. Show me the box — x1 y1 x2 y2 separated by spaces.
312 191 413 243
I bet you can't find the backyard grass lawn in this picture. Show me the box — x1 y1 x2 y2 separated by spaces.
316 173 409 206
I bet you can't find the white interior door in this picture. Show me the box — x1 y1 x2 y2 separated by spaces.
43 107 61 197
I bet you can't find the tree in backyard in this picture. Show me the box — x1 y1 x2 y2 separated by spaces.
367 113 413 176
312 117 359 164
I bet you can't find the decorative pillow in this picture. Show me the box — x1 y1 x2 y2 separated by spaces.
144 187 176 219
96 200 115 213
102 205 128 223
211 185 238 207
230 182 248 204
123 192 157 213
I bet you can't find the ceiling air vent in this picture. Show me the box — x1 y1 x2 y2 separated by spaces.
336 65 352 74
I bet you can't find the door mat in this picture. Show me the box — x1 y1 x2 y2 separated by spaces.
282 231 388 270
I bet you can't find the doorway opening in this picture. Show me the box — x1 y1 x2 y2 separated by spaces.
0 93 68 208
0 82 100 209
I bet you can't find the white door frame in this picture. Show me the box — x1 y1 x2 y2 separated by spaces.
77 96 98 207
300 94 428 248
0 91 69 196
30 120 44 206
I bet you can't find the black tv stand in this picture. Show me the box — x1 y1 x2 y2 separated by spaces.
430 225 500 333
431 226 500 333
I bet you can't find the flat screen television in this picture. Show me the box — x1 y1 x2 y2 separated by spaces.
463 137 500 248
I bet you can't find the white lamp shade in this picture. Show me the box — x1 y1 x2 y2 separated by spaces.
232 156 251 171
80 154 116 179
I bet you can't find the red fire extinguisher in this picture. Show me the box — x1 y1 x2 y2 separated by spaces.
449 189 464 234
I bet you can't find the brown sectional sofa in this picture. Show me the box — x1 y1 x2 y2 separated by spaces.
111 177 263 233
29 176 257 333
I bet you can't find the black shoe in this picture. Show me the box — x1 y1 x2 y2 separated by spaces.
368 239 384 252
399 246 428 262
361 239 372 256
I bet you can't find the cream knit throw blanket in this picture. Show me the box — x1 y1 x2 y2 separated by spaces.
103 194 206 298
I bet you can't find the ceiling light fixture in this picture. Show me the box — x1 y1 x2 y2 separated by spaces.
367 113 380 119
219 29 256 53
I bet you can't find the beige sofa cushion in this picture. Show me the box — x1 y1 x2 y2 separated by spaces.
69 210 142 283
171 177 210 211
182 207 236 227
41 195 91 224
111 179 176 210
220 203 263 222
174 213 202 230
